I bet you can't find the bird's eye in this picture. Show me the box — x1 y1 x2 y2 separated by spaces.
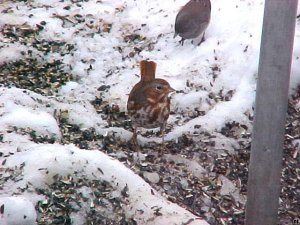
156 85 162 90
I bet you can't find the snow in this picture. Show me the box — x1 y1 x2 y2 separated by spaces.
1 0 300 224
0 197 37 225
0 108 61 140
58 81 79 95
0 44 28 63
2 141 207 225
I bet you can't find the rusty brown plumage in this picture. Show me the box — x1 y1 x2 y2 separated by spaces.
127 60 175 151
140 60 156 82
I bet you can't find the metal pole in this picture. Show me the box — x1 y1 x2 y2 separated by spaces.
245 0 298 225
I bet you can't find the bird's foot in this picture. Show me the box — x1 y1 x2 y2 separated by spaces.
179 38 185 46
158 143 166 156
128 135 141 151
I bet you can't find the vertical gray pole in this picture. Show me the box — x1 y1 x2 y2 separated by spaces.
245 1 298 225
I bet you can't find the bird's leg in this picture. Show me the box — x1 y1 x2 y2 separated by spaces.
197 32 206 46
129 127 140 151
158 125 166 156
179 38 185 46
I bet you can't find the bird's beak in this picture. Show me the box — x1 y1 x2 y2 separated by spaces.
168 86 176 93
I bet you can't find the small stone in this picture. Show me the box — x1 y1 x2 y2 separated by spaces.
219 175 236 196
180 178 189 189
163 184 172 191
143 172 160 184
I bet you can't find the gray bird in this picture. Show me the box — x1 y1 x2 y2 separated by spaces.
174 0 211 45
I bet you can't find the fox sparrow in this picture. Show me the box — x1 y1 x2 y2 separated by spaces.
174 0 211 45
127 60 175 148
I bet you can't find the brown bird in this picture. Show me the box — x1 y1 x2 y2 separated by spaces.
127 60 175 150
174 0 211 45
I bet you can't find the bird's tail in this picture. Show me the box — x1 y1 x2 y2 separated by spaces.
140 60 156 82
